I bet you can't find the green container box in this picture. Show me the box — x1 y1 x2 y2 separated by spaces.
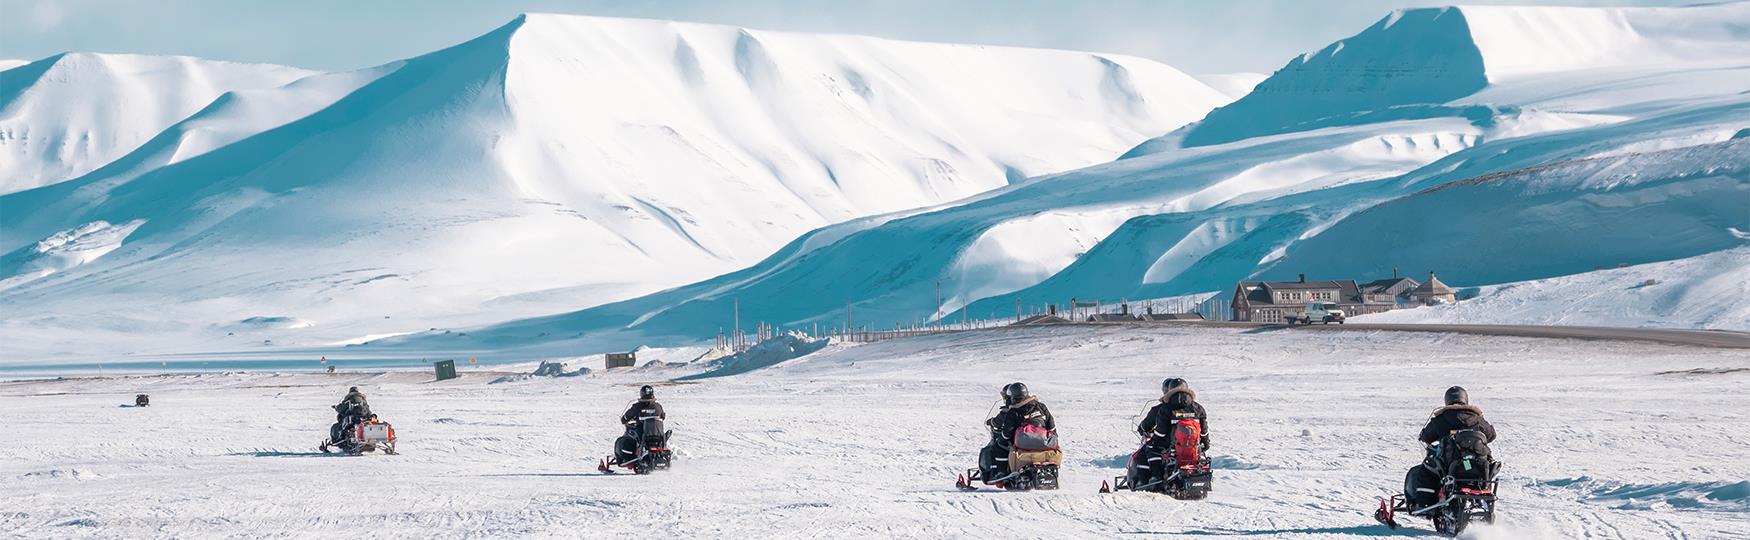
434 359 458 381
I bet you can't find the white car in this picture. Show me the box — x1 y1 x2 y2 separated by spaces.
1288 302 1345 325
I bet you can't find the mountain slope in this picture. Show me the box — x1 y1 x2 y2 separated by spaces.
0 14 1228 361
0 53 314 194
393 3 1749 359
1145 3 1750 151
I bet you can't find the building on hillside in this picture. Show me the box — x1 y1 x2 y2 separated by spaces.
1360 276 1421 306
1231 273 1427 322
1409 272 1457 305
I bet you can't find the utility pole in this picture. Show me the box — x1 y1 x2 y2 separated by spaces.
935 279 942 329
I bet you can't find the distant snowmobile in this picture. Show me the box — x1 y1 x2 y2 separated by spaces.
134 394 150 407
1100 426 1211 499
597 385 673 475
320 387 397 455
1375 386 1500 536
1375 440 1499 535
1104 378 1212 498
321 413 399 455
596 417 673 475
957 383 1061 491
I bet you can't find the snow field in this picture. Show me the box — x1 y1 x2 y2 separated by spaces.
3 326 1746 538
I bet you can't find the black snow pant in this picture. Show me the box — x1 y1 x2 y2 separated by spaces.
979 443 1009 480
614 433 638 464
1145 443 1172 490
1405 464 1441 509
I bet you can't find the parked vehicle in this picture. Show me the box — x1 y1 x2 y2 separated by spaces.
1287 302 1345 324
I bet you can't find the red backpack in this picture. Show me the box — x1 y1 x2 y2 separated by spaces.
1171 418 1202 466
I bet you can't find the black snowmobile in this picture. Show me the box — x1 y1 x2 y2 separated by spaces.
598 416 673 475
1375 434 1500 536
1101 417 1212 499
957 415 1062 491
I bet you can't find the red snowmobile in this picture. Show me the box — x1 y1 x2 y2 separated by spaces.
1101 417 1211 499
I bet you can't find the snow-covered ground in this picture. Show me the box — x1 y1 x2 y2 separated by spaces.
1356 248 1750 330
5 326 1747 538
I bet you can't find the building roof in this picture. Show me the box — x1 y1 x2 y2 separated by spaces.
1413 273 1455 295
1236 279 1362 306
1266 280 1350 290
1360 277 1419 293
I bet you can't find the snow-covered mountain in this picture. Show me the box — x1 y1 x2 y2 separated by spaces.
0 59 28 71
0 14 1229 362
0 53 315 194
401 3 1748 359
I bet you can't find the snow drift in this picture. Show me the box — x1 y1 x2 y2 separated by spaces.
1354 247 1750 330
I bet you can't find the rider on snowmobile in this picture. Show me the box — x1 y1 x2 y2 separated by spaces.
612 385 666 465
979 382 1055 480
1405 386 1496 508
329 387 371 444
1137 377 1208 489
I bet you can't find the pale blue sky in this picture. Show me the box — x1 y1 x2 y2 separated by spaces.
0 0 1698 74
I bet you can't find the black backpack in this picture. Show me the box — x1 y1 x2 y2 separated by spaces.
1440 429 1492 480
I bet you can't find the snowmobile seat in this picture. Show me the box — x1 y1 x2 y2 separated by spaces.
637 417 666 446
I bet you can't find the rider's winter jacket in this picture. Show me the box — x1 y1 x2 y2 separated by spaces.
1418 403 1495 444
334 393 370 422
987 397 1055 448
1139 387 1209 448
621 399 666 425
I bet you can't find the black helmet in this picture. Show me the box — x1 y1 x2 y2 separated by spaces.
1444 385 1468 406
348 386 359 393
639 385 655 400
1161 377 1187 395
1001 382 1030 406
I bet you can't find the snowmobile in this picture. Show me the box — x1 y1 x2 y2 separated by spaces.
1375 437 1500 536
956 422 1061 491
1100 418 1212 499
320 414 398 455
134 394 150 407
597 416 673 475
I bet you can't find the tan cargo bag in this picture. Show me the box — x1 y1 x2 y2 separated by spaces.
1009 449 1063 471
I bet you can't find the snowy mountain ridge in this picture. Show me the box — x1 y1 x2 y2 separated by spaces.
1150 2 1750 150
0 13 1230 362
381 2 1748 361
0 53 315 194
